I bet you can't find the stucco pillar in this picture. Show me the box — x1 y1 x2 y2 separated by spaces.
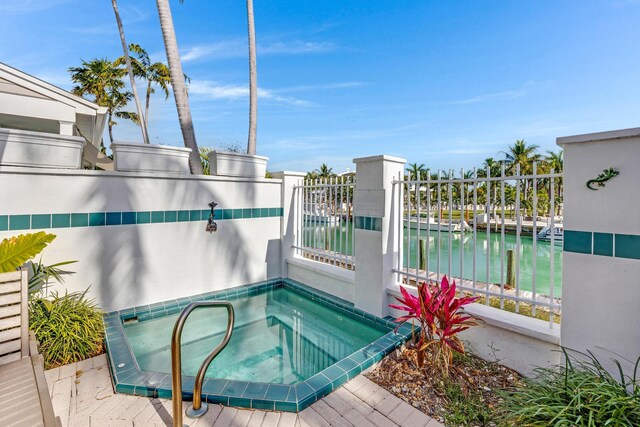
353 155 406 316
558 127 640 373
272 171 306 277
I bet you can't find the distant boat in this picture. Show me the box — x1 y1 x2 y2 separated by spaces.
405 217 471 233
537 222 563 244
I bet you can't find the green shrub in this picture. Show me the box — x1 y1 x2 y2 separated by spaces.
499 349 640 426
29 289 105 369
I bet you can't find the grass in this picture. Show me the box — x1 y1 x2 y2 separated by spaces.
476 295 561 323
498 349 640 426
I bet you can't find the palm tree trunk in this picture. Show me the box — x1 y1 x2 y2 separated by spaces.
145 81 152 125
155 0 204 174
112 0 150 145
108 112 114 144
246 0 258 156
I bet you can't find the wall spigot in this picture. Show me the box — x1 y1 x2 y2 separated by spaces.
206 201 218 233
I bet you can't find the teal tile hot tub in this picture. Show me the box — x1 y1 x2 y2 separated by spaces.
104 278 411 412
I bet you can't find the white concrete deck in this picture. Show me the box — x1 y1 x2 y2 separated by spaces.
45 355 443 427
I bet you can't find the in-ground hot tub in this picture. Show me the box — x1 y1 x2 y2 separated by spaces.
104 278 412 412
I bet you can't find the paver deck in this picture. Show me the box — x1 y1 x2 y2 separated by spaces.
45 355 444 427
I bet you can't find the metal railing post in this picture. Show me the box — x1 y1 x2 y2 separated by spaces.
171 301 235 427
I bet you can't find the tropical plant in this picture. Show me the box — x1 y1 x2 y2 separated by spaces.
155 0 204 174
69 59 138 144
499 349 640 426
115 44 186 125
111 0 150 144
314 163 334 179
29 289 104 369
28 259 77 295
199 146 213 175
406 162 426 180
246 0 258 156
0 232 56 273
390 276 479 375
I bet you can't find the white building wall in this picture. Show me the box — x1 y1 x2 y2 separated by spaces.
0 167 283 311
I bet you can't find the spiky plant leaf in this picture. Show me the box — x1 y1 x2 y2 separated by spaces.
0 232 56 273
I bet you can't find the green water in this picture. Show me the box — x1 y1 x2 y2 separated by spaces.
124 288 387 384
304 225 562 297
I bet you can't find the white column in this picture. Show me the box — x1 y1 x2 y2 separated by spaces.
353 155 406 316
558 127 640 373
272 171 306 277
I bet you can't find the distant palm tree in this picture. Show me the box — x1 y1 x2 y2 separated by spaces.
503 139 541 175
69 59 138 144
503 139 541 213
545 150 563 216
246 0 258 156
155 0 203 173
315 163 334 179
111 0 149 144
115 44 182 125
406 162 426 180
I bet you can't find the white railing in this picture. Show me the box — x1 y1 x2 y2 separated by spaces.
392 163 563 327
293 176 356 270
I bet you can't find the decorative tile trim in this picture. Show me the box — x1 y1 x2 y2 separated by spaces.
354 216 382 232
564 230 640 260
104 278 411 412
0 207 284 232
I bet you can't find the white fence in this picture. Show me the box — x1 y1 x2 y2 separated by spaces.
392 163 563 327
293 176 356 270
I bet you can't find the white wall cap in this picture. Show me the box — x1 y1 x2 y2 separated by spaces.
287 256 355 284
111 141 192 153
353 154 407 164
387 283 560 345
557 127 640 146
271 171 306 178
213 151 269 161
0 165 283 183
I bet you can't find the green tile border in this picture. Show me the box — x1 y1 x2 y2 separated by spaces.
564 229 640 261
104 278 410 412
354 216 382 232
0 207 283 232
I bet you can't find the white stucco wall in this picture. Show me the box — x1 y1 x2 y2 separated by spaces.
286 257 355 303
558 128 640 375
0 167 283 311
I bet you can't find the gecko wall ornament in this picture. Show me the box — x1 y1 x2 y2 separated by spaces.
206 201 218 233
586 167 619 190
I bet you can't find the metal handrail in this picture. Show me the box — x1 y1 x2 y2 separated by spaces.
171 301 234 427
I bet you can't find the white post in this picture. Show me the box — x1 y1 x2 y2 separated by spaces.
272 171 306 278
353 155 406 316
558 127 640 373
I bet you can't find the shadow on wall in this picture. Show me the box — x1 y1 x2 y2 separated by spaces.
84 172 279 310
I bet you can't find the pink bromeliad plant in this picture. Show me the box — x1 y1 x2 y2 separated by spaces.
390 275 480 375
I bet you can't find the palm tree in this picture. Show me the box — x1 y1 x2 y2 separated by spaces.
111 0 150 145
503 139 541 214
503 139 541 175
246 0 258 156
315 163 334 179
482 157 502 229
155 0 204 174
545 150 563 216
115 44 184 125
406 162 425 180
69 59 138 144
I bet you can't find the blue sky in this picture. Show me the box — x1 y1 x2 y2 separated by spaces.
2 0 640 173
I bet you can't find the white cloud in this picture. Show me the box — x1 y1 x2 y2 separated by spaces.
181 39 337 63
450 89 527 105
187 80 313 107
